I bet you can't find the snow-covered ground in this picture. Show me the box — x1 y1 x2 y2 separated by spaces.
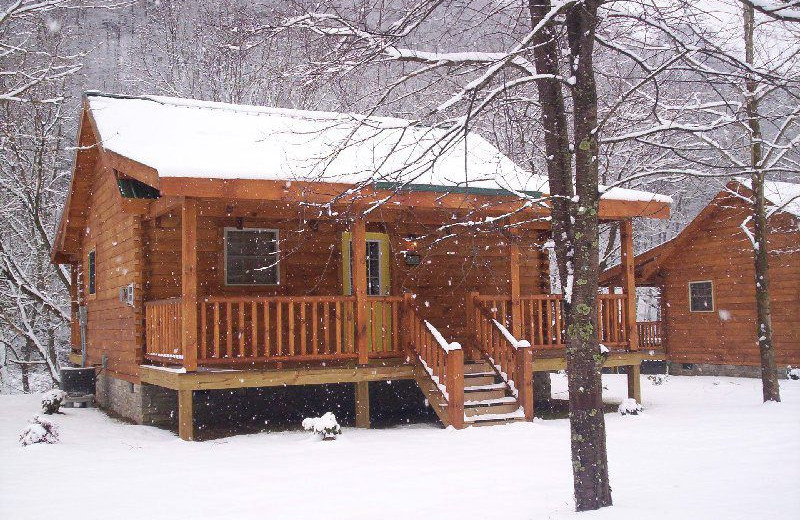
1 374 798 520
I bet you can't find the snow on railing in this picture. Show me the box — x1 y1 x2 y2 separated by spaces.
491 319 531 349
425 320 461 352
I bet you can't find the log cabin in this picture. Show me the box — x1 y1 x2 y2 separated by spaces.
602 179 800 377
52 92 671 440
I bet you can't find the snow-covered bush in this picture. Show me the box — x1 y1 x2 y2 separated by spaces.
787 366 800 381
41 389 67 414
618 398 643 416
302 412 342 440
648 374 668 386
20 415 60 446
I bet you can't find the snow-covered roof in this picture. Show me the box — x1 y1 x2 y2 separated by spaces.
85 92 671 203
736 177 800 218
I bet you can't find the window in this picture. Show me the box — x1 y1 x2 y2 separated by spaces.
116 176 160 199
224 228 279 285
689 281 713 312
87 249 96 295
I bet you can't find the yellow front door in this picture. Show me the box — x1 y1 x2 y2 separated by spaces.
342 232 392 352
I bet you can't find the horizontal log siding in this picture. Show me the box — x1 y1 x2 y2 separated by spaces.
80 164 144 381
661 198 799 366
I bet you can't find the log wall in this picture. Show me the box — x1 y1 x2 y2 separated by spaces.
79 163 144 381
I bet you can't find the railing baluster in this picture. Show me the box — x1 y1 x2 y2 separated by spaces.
251 301 258 358
299 302 307 355
276 301 283 356
288 302 295 355
238 302 245 358
264 301 270 357
322 302 330 355
336 301 346 354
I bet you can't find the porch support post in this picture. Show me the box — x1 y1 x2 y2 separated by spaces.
620 219 640 352
178 389 194 441
351 215 369 365
627 363 642 403
515 346 534 420
355 381 370 428
446 348 465 429
181 198 199 372
508 219 522 338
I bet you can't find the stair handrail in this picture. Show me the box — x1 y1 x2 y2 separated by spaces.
471 298 534 420
403 295 464 428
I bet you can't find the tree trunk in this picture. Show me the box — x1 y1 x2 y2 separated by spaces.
564 1 612 510
528 0 574 293
743 4 780 403
529 0 612 511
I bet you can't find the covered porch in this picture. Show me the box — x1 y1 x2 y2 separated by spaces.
129 195 653 439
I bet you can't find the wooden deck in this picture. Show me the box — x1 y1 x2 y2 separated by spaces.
135 291 649 440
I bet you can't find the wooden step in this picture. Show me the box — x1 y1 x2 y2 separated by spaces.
462 388 507 401
464 402 520 418
464 396 518 406
464 361 493 374
463 382 507 391
463 374 497 386
468 417 526 427
465 406 525 423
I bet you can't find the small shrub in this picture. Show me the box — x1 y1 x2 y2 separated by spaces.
648 374 667 386
41 389 67 415
618 398 643 416
302 412 342 440
20 415 60 446
787 366 800 381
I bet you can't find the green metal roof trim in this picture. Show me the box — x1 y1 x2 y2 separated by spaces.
373 181 543 198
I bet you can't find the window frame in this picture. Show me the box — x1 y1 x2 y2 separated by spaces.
223 227 280 286
688 280 714 313
87 248 97 298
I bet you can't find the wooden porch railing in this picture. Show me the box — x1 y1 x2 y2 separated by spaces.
637 321 662 350
472 293 630 350
405 300 464 428
144 298 183 362
144 295 406 366
472 301 533 419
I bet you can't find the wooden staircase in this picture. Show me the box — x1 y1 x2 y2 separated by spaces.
462 360 525 426
413 359 525 428
405 298 530 429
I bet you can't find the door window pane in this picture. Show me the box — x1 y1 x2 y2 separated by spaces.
348 239 383 295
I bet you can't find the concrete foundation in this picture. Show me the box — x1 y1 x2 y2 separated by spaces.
667 362 791 379
95 372 177 427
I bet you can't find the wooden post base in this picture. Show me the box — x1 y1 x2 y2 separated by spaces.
627 364 641 403
178 389 194 441
355 381 370 428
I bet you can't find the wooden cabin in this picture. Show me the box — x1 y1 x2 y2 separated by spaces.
52 93 671 440
602 179 800 377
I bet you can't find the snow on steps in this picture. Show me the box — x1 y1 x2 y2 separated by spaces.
462 382 507 392
464 396 518 406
